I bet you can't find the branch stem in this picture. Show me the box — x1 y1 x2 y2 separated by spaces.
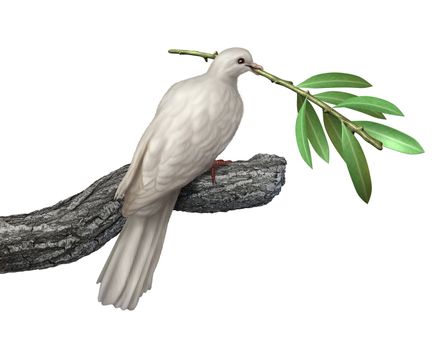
168 49 218 62
168 48 383 150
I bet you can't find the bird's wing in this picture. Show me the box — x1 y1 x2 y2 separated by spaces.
114 125 150 200
115 78 193 200
120 76 228 216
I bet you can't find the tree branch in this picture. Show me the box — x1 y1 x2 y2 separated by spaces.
168 48 383 150
0 154 286 273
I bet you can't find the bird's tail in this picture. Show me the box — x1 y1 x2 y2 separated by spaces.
97 194 177 310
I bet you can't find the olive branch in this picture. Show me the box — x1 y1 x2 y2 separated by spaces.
168 48 424 203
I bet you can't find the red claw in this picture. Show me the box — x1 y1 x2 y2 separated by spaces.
210 159 232 184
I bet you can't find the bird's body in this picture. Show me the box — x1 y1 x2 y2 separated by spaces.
97 48 261 310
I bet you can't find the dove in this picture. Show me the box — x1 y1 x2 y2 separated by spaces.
97 48 262 310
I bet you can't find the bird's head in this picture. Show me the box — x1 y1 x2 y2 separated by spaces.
207 48 263 80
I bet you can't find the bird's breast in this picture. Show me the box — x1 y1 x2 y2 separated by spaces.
189 84 243 160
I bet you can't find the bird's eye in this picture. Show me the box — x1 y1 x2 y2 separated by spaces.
237 58 245 64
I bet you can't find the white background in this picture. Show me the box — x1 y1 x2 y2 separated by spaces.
0 1 443 349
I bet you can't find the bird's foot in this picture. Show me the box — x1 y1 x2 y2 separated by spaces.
210 159 232 184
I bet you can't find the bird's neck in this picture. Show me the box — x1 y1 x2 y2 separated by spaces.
206 67 239 86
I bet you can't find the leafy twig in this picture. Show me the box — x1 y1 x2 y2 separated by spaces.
168 48 383 150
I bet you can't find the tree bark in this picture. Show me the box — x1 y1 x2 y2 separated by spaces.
0 154 286 273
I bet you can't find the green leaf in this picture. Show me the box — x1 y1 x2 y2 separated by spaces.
335 96 404 116
305 102 329 162
323 112 344 160
298 73 372 89
341 123 372 203
297 94 305 111
314 91 357 105
314 91 385 119
295 98 312 168
354 121 424 154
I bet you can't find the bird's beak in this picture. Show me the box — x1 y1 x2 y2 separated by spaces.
246 63 263 75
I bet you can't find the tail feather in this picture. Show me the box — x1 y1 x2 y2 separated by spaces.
97 191 178 310
129 202 172 309
98 215 148 306
113 217 157 309
143 219 169 293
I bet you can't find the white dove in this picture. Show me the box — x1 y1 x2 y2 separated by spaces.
97 48 262 310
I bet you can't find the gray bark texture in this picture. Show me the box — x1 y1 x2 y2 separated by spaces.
0 154 286 273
